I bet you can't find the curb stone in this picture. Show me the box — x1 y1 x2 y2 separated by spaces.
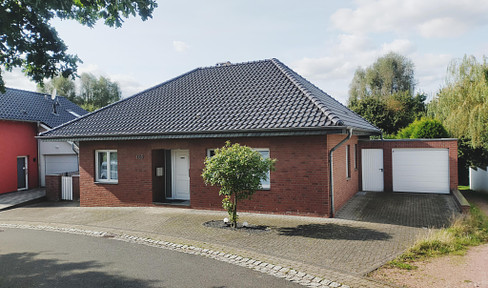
0 223 350 288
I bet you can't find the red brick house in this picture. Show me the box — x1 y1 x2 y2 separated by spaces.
0 88 87 194
40 59 457 216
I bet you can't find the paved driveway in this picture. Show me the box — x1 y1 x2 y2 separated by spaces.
0 193 460 287
336 192 460 228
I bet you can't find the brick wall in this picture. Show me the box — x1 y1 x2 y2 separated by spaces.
328 135 360 215
79 135 334 216
72 175 80 200
45 175 61 201
358 139 458 192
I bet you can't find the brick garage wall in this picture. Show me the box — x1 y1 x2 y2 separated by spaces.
72 175 80 200
79 135 331 216
327 135 360 215
358 139 458 192
45 175 61 201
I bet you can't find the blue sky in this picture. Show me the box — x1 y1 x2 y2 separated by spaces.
5 0 488 104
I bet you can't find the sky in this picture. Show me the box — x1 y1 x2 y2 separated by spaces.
4 0 488 104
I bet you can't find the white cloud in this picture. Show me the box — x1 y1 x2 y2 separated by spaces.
172 40 190 53
110 74 147 98
381 39 416 55
2 69 38 92
331 0 488 39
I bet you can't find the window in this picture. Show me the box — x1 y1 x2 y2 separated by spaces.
206 148 271 189
346 145 351 178
354 144 358 170
95 150 118 183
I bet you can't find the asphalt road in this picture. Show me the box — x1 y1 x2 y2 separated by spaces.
0 228 301 288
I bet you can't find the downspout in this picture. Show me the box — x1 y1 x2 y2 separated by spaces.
328 127 353 218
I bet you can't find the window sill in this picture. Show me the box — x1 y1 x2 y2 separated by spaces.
95 181 118 185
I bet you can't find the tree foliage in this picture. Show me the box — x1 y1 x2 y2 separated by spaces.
349 91 426 135
347 52 425 135
396 118 449 139
0 0 157 92
428 55 488 150
37 73 121 111
202 142 276 228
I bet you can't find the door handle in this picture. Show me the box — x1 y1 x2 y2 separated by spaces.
379 168 383 172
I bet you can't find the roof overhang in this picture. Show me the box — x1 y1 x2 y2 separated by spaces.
38 126 381 142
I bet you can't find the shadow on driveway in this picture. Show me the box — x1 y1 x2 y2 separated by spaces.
336 192 460 228
278 223 392 240
0 252 157 288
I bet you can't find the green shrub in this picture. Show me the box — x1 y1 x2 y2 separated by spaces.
396 118 449 139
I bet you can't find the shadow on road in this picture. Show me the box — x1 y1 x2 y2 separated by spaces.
277 223 392 240
0 252 157 287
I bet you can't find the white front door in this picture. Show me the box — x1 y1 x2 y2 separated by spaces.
172 150 190 200
362 149 384 192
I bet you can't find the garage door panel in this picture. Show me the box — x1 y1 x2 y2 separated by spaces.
46 155 79 175
392 149 449 194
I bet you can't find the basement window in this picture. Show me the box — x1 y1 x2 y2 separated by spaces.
95 150 118 183
206 148 270 189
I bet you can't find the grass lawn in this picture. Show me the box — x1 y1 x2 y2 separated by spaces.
387 187 488 270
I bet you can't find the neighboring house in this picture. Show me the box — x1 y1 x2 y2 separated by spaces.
0 88 87 194
40 59 458 217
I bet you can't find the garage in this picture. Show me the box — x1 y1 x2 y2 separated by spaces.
45 155 79 175
392 148 449 194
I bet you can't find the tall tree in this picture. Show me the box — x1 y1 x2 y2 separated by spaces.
37 76 76 101
429 55 488 150
347 52 425 135
0 0 157 92
79 73 121 111
428 55 488 181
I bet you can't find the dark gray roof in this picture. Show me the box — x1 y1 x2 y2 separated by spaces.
0 88 88 128
41 59 380 140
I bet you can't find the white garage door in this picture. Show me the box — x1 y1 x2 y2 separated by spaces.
45 155 79 175
392 148 449 194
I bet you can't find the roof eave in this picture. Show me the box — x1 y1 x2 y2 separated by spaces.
38 126 381 142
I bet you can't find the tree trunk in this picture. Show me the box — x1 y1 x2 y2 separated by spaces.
233 195 237 228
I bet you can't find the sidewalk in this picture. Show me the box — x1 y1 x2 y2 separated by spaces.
0 202 431 288
0 189 46 211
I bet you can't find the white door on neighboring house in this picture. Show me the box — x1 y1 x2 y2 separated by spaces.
172 150 190 200
362 149 384 192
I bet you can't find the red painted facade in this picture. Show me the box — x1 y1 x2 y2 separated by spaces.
0 120 39 194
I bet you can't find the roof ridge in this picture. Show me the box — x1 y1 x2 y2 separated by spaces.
199 58 273 70
270 58 343 126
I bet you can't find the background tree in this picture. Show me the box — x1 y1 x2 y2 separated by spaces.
37 73 121 112
37 76 76 101
428 55 488 183
202 142 276 228
0 0 157 92
348 52 425 135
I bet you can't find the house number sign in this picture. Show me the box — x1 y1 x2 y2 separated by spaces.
136 154 144 160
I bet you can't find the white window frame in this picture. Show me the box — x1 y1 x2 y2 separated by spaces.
354 144 358 170
95 150 118 183
346 145 351 179
206 147 271 190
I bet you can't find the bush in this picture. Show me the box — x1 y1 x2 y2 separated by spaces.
396 118 449 139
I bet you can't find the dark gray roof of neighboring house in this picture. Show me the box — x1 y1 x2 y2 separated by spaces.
0 88 88 128
41 59 380 140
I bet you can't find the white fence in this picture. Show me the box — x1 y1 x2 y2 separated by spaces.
61 176 73 200
470 166 488 193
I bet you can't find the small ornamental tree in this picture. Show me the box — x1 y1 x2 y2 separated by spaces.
202 141 276 228
396 118 449 139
